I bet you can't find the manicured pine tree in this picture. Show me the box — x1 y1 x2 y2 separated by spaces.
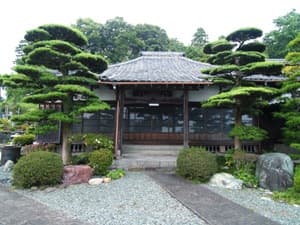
275 33 300 150
1 24 108 164
202 28 283 149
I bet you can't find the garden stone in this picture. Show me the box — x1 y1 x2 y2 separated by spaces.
104 177 112 183
62 165 93 185
256 153 293 191
88 178 103 185
30 186 38 191
103 177 112 183
3 160 14 172
45 187 57 193
209 172 243 189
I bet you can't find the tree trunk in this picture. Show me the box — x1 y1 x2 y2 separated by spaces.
234 98 242 150
61 97 72 165
61 122 71 165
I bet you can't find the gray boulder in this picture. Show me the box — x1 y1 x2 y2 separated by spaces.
3 160 14 172
209 172 243 190
256 153 293 191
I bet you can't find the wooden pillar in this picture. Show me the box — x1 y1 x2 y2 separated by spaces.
114 87 123 158
119 88 124 155
183 90 189 148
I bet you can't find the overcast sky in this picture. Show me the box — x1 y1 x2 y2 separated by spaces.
0 0 299 74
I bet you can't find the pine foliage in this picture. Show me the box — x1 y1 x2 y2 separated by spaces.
1 24 108 163
277 34 300 149
202 27 283 148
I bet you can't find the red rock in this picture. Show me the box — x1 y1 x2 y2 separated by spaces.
62 165 93 185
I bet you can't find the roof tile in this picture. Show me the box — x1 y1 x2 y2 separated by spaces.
100 51 212 83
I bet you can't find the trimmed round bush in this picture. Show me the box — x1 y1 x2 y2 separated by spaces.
177 147 218 181
294 167 300 193
88 150 113 175
13 134 35 146
13 151 63 188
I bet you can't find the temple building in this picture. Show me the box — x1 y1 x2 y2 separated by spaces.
71 52 267 157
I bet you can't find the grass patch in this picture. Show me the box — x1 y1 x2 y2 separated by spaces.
273 188 300 205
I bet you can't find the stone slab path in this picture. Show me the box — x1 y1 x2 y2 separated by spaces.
0 186 91 225
147 172 280 225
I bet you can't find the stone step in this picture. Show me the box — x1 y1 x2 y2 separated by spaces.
122 150 179 157
113 158 177 170
122 144 183 153
115 145 180 170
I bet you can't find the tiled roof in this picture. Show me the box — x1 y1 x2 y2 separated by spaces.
243 74 287 82
100 52 212 83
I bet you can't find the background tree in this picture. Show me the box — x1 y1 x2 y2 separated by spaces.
168 38 186 52
99 17 142 63
275 32 300 149
202 27 283 149
73 17 188 63
135 23 169 51
185 46 208 62
1 24 108 164
191 27 208 48
72 18 103 54
185 27 209 61
73 17 211 63
263 10 300 58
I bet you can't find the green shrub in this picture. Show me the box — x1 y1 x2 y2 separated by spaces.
12 151 63 188
68 133 113 151
289 154 300 160
216 154 235 173
177 147 218 182
216 154 226 167
229 125 268 141
216 154 232 172
89 150 113 175
232 149 257 171
107 169 126 180
273 188 300 205
71 152 90 165
294 166 300 193
21 143 56 155
84 133 113 151
224 149 235 168
234 168 258 188
13 134 35 146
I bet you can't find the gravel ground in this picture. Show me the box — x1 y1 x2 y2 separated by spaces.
0 165 12 187
16 172 206 225
205 184 300 225
2 164 300 225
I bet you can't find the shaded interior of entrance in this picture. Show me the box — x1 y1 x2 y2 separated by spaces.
72 104 253 145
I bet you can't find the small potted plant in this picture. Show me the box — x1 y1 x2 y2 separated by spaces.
1 133 34 165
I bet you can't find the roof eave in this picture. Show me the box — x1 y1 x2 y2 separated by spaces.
98 81 213 85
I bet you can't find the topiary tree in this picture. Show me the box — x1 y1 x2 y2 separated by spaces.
275 33 300 150
1 24 108 164
202 28 283 149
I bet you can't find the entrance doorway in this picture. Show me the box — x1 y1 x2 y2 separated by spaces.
123 104 184 144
